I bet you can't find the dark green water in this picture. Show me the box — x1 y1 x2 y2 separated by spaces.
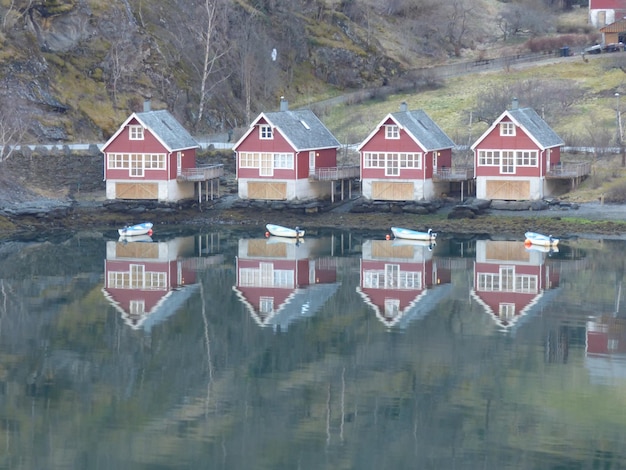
0 228 624 469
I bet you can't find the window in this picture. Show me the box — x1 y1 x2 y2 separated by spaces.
499 303 516 322
385 125 400 139
129 125 144 140
478 150 500 166
240 152 260 168
500 122 515 136
516 150 537 167
144 154 166 169
130 154 144 177
259 153 273 176
500 151 515 174
274 153 294 169
364 152 421 172
259 125 273 139
515 275 538 293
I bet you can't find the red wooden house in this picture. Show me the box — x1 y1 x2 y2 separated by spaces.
357 239 452 328
357 102 455 201
471 100 564 201
102 103 200 202
470 240 561 331
589 0 626 28
233 98 341 201
232 237 339 330
101 236 223 331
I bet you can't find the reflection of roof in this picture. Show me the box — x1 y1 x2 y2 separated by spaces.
102 283 200 332
585 354 626 385
233 282 340 331
470 287 562 333
357 283 453 329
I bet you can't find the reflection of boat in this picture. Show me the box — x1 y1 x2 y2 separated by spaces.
266 224 304 238
118 222 153 237
118 235 153 243
525 244 558 253
391 227 436 241
392 239 436 250
266 236 304 245
524 231 558 247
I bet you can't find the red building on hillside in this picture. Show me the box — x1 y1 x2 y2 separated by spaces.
233 98 356 202
471 99 564 201
102 103 212 203
358 102 455 201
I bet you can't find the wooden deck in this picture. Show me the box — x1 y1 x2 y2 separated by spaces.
546 162 591 179
176 164 224 182
432 167 474 182
309 165 360 181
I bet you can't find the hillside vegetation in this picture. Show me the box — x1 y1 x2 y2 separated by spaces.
0 0 597 147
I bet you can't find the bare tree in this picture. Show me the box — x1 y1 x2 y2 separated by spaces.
0 97 28 162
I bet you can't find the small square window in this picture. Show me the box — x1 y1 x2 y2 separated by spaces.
260 125 273 139
385 125 399 139
129 125 144 140
500 122 515 136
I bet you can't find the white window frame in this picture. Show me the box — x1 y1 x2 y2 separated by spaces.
385 125 400 139
515 150 538 167
500 122 515 136
478 150 501 166
259 153 273 176
500 150 515 174
259 125 273 140
273 153 294 170
129 125 144 140
239 152 260 168
364 152 421 173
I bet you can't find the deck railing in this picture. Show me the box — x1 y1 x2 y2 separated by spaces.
432 167 474 181
546 162 591 178
310 165 360 181
177 164 224 182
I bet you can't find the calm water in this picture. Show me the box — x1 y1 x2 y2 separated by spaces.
0 227 625 469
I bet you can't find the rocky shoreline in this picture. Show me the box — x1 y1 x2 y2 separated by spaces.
1 193 626 240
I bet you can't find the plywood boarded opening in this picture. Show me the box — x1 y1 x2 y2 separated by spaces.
486 180 529 200
248 182 287 200
247 239 287 258
116 242 159 259
371 240 414 260
485 241 529 262
116 183 158 200
372 182 414 201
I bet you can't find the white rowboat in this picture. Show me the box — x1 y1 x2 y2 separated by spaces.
391 227 437 241
266 224 305 238
524 231 559 247
118 222 153 237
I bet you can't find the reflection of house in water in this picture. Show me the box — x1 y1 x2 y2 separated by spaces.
586 313 626 383
357 239 452 328
102 235 223 331
233 237 339 331
471 240 560 331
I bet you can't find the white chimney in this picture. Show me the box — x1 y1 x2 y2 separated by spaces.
280 96 288 111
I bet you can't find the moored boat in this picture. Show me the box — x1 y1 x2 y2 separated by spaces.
391 227 437 241
266 224 305 238
118 222 153 237
524 231 559 247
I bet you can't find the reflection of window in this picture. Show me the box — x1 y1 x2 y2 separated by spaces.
384 299 400 318
385 125 400 139
129 125 144 140
363 270 385 288
260 296 274 314
385 264 399 288
499 303 515 321
130 300 146 315
260 125 273 139
500 266 515 291
399 271 422 289
500 122 515 136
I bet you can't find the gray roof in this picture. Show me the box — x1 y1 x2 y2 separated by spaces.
391 109 455 150
263 109 340 150
135 109 199 151
509 108 564 148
